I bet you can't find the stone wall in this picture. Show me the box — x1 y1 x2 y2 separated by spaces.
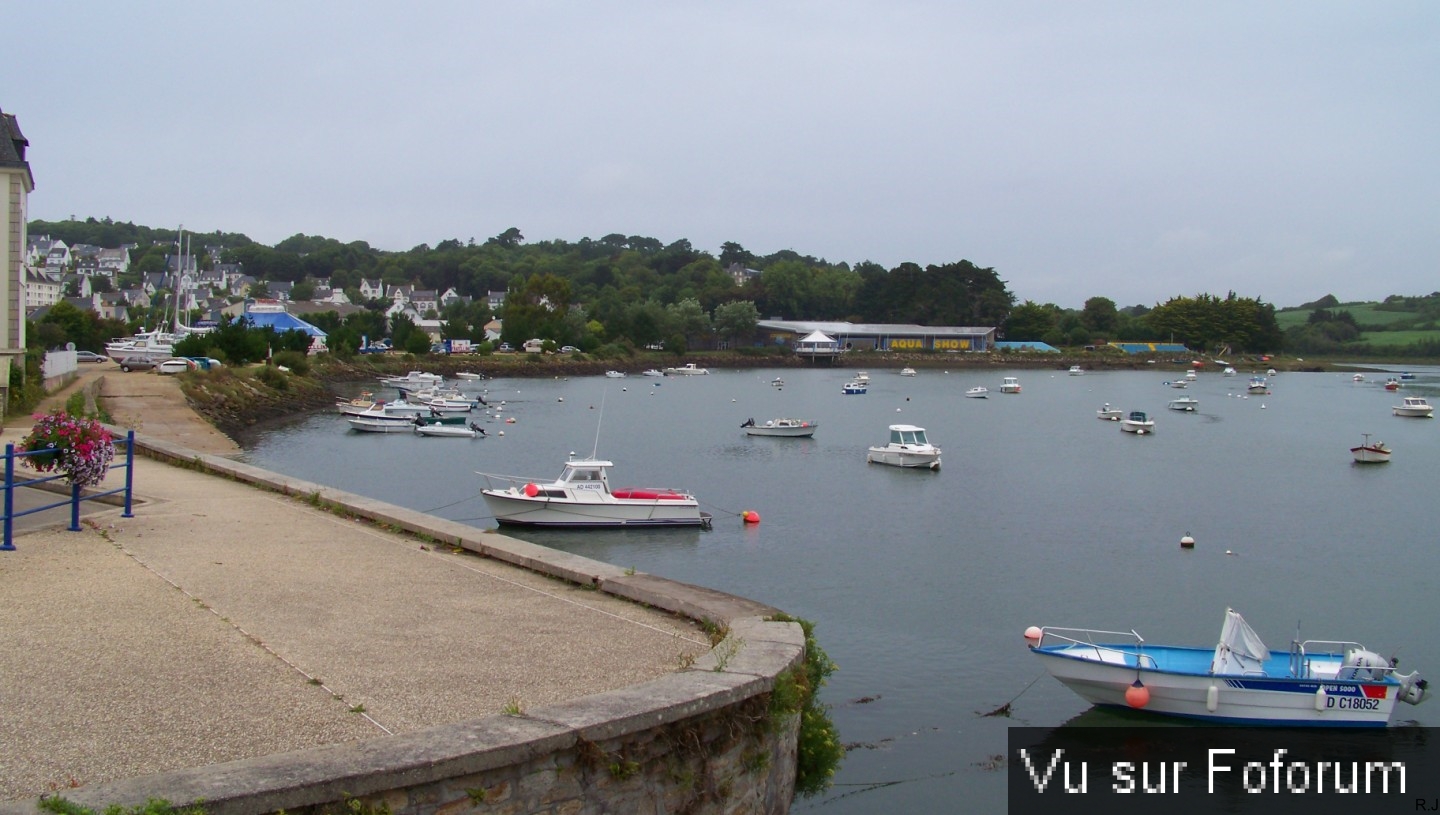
0 436 805 815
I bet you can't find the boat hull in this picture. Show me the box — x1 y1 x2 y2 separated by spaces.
866 448 941 469
1351 446 1391 463
744 426 817 438
415 425 479 438
1033 645 1398 726
1120 421 1155 434
1393 407 1433 418
347 418 416 433
480 490 710 527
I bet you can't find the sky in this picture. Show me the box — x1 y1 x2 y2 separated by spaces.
5 2 1437 310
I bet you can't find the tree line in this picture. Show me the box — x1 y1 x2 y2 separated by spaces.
31 218 1289 355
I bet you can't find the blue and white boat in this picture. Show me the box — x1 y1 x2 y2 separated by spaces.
842 380 867 394
1026 609 1429 726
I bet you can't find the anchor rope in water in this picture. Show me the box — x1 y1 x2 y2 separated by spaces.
980 670 1046 717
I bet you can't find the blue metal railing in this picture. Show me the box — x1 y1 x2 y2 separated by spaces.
1 430 136 550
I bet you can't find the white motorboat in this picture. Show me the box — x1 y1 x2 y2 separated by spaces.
1096 403 1123 421
664 363 708 375
866 424 941 470
1000 377 1021 394
1168 379 1189 389
899 367 917 377
1167 396 1200 412
347 415 417 433
378 370 444 388
642 369 664 377
415 421 487 439
105 327 176 362
1222 366 1237 377
854 372 871 384
842 380 867 394
455 372 484 381
1027 608 1428 726
1185 369 1197 381
741 418 817 438
1393 396 1434 418
770 377 784 388
1353 373 1366 382
1068 365 1084 376
347 399 431 424
604 370 627 378
478 456 711 528
966 387 989 398
335 391 377 417
1247 376 1269 394
1120 411 1155 434
1350 433 1391 464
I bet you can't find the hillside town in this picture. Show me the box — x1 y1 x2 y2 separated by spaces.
22 233 511 349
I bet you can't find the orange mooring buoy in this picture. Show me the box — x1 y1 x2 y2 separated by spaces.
1125 679 1151 709
742 510 761 525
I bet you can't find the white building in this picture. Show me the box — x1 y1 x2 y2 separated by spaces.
0 107 33 414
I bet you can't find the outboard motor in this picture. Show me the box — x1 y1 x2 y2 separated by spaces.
1337 647 1390 682
1397 671 1429 705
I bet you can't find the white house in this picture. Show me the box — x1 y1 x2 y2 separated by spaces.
96 247 129 278
25 267 62 310
358 278 385 301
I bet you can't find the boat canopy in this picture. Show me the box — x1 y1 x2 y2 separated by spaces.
1210 608 1269 675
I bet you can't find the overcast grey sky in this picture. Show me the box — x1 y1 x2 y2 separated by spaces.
6 2 1436 309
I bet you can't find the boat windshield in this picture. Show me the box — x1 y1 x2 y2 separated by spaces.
891 428 929 445
562 467 604 483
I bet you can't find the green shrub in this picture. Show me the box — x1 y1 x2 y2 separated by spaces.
272 350 310 376
767 614 843 798
254 365 289 391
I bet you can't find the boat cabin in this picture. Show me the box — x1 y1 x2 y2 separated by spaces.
887 425 931 447
559 460 612 491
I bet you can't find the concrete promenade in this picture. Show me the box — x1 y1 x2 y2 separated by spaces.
0 370 716 802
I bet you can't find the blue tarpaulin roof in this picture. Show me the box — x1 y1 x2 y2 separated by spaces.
992 340 1060 353
242 310 327 337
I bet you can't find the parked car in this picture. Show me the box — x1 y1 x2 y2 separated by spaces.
74 350 108 363
559 345 580 354
497 342 514 353
118 356 158 372
155 358 198 375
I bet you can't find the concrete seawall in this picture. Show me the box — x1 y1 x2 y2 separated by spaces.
0 432 806 815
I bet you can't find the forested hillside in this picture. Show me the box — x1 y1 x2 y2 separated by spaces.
30 217 1397 358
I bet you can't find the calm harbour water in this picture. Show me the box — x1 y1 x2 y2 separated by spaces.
239 363 1440 812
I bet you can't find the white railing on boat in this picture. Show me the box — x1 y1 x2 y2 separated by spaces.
477 472 546 492
1034 626 1158 669
1290 639 1393 680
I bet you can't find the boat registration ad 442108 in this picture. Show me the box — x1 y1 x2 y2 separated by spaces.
478 455 711 528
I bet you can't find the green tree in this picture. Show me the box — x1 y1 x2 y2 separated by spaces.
713 300 760 345
666 298 712 347
1080 297 1119 335
291 279 316 301
1003 301 1061 341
